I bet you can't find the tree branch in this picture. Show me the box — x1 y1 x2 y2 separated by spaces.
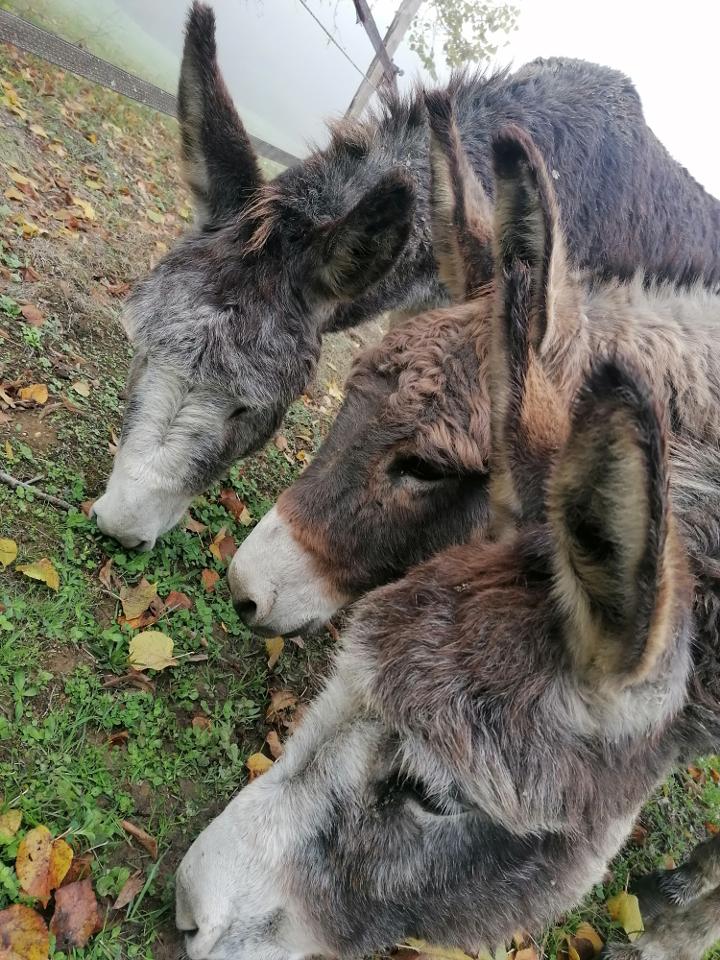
0 470 74 512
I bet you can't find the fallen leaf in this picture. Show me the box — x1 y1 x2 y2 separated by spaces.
50 879 99 950
71 197 95 221
0 391 16 410
326 379 344 401
184 515 207 534
71 381 90 398
192 715 212 732
274 434 288 452
573 924 603 954
515 949 539 960
0 809 22 840
16 558 60 591
62 852 92 886
18 384 48 405
8 170 36 188
266 731 283 759
107 730 129 749
209 528 237 565
201 569 219 592
128 631 176 671
630 823 648 847
28 123 48 139
98 558 115 592
238 506 253 526
4 186 25 203
112 872 143 910
16 826 73 906
265 636 284 670
246 752 273 781
266 689 298 722
147 209 164 224
120 579 157 621
19 304 43 327
0 538 17 569
120 820 158 859
607 891 644 942
219 488 247 523
80 499 95 517
164 591 192 612
21 264 40 283
0 903 49 960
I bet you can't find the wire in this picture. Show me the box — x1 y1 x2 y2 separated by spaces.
296 0 378 90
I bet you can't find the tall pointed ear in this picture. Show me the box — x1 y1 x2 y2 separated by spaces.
425 91 494 301
310 170 415 302
487 127 578 528
178 2 262 227
548 362 683 685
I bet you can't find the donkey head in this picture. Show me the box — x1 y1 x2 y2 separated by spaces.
227 98 581 634
92 2 415 550
177 279 690 960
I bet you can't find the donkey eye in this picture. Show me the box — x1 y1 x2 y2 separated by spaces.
388 454 454 484
229 405 249 420
376 772 465 817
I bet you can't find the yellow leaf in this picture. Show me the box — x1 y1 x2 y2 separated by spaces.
71 381 91 398
128 630 176 671
179 205 192 221
0 539 17 570
71 196 95 221
4 440 13 461
120 579 157 621
0 903 49 960
238 505 253 526
16 826 72 906
17 558 60 591
19 218 39 238
18 384 48 405
8 170 35 187
84 179 103 190
29 123 48 139
4 186 25 203
265 636 284 670
147 209 164 224
0 809 22 840
404 940 476 960
607 891 644 942
85 131 97 144
326 379 344 401
246 752 273 780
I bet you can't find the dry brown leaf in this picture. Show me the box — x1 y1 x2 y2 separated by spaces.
266 731 284 759
4 186 25 203
120 820 158 859
49 878 99 950
128 631 176 671
62 853 92 886
219 488 247 522
265 636 284 670
0 809 22 840
80 499 95 517
266 689 298 722
201 569 220 592
112 872 144 911
16 826 73 906
19 304 43 327
107 730 129 749
246 753 274 781
164 590 193 612
274 434 288 452
18 384 48 405
209 528 238 565
0 538 17 569
0 903 49 960
192 715 212 732
98 558 115 592
16 558 59 592
22 264 40 283
184 515 207 534
120 579 157 621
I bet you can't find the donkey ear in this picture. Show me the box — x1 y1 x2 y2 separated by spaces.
310 170 415 302
425 91 494 301
487 127 576 528
548 362 679 684
178 2 262 227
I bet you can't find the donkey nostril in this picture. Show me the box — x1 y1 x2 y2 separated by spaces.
234 598 257 623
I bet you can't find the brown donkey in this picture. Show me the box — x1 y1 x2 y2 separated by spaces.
229 96 720 639
176 129 717 960
91 2 720 552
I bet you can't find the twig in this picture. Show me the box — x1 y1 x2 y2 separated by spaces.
0 469 74 511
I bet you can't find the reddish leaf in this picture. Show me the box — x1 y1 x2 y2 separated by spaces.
50 879 99 950
184 515 207 535
201 569 220 593
192 715 212 732
20 304 44 327
266 730 284 759
120 820 158 859
164 591 192 612
107 730 129 749
62 853 93 885
219 488 247 522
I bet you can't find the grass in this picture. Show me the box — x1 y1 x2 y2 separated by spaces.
0 39 718 960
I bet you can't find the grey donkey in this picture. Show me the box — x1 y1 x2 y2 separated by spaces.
175 126 716 960
91 1 720 550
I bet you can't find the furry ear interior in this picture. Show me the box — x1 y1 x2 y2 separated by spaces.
425 90 494 301
311 170 415 302
178 2 262 227
487 128 576 529
548 362 678 684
